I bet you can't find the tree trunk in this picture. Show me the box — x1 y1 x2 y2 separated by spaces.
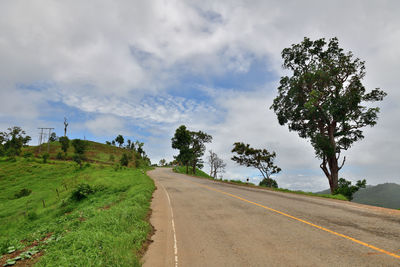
192 161 196 174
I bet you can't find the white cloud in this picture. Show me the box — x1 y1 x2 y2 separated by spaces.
1 1 400 191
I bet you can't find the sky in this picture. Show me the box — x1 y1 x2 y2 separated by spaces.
1 0 400 192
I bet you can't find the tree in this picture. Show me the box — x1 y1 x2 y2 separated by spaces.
59 136 70 154
189 131 212 174
231 142 281 180
259 177 278 188
72 139 87 168
115 135 124 147
135 141 144 157
49 132 57 142
207 150 226 179
120 153 130 167
171 125 192 174
270 37 386 193
0 127 31 156
335 178 366 200
159 158 166 166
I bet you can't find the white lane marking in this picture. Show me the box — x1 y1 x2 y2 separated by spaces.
161 184 178 267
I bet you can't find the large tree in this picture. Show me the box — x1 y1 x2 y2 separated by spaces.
231 142 281 183
189 130 212 174
171 125 192 174
271 37 386 193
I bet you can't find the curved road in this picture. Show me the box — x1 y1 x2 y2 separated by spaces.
143 168 400 266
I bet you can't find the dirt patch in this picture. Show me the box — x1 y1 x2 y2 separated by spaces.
0 233 52 267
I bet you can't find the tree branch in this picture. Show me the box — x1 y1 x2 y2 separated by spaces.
338 156 346 171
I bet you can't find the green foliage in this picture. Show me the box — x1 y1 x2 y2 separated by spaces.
0 159 155 265
0 126 31 156
49 132 57 142
171 125 212 174
231 142 281 180
171 125 192 173
59 136 70 153
115 135 124 147
334 178 366 200
14 188 32 199
72 139 87 155
120 153 130 167
270 37 386 193
42 153 50 163
109 154 115 162
23 152 33 158
259 177 278 188
56 152 63 160
70 183 94 201
173 166 213 179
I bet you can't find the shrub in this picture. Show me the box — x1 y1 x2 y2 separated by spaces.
59 136 70 153
109 154 115 162
334 178 366 200
23 152 33 158
120 153 129 167
70 184 94 201
14 188 32 199
27 211 38 221
259 177 278 188
42 153 50 163
56 152 63 160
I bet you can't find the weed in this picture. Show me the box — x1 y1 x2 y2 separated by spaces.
14 188 32 199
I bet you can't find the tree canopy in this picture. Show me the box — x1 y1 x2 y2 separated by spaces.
0 127 31 156
270 37 386 193
231 142 281 182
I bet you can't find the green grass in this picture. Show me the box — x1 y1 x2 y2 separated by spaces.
22 141 145 167
173 166 347 201
0 156 154 266
173 166 213 179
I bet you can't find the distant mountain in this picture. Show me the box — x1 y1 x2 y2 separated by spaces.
316 183 400 210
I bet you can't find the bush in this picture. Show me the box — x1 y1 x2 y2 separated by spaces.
14 188 32 199
59 136 70 153
56 152 63 160
259 177 278 188
334 178 366 200
27 211 38 221
23 152 33 158
120 153 129 167
42 153 50 163
109 154 115 162
70 184 94 201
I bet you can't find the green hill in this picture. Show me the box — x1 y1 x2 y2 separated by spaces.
0 141 154 266
317 183 400 210
352 183 400 209
22 141 148 167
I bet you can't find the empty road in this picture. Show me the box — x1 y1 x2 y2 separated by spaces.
143 168 400 266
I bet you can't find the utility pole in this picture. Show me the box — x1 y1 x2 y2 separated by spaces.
64 117 68 137
38 128 54 153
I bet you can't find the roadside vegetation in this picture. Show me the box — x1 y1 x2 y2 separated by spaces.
0 128 154 266
173 166 347 201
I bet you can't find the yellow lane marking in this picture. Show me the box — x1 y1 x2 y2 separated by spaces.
188 179 400 260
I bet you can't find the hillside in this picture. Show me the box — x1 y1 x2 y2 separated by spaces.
352 183 400 209
0 142 154 266
317 183 400 210
22 141 148 167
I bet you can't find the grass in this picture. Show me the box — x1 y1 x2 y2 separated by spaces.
22 141 146 167
173 166 347 201
0 155 155 266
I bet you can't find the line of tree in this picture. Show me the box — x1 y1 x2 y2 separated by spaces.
106 134 150 166
171 125 212 174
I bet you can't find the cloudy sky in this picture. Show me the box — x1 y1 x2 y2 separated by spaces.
1 0 399 191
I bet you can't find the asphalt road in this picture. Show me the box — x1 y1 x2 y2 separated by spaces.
143 168 400 266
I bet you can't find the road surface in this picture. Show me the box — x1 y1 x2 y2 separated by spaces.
143 168 400 266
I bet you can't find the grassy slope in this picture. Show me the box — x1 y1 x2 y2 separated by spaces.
173 166 347 201
23 141 141 166
0 155 154 266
